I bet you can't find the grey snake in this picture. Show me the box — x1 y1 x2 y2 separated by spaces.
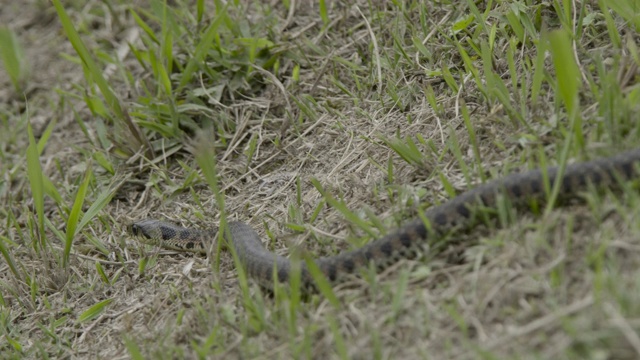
129 148 640 292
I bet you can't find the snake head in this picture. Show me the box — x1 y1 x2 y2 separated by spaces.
128 223 144 237
128 219 151 237
127 219 209 253
127 219 170 245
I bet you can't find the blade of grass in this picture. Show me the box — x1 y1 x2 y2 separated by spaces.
548 29 581 116
64 166 93 268
193 134 226 272
319 0 329 26
328 314 348 360
545 29 582 216
77 177 125 232
531 33 547 105
0 236 21 281
0 26 27 92
77 298 113 323
123 336 145 360
302 253 340 308
311 179 377 240
26 121 45 249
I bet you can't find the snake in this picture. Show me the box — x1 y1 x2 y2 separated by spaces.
129 148 640 293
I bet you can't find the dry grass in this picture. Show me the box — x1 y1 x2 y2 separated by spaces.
2 0 640 359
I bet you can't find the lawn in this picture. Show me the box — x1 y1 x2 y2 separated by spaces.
2 0 640 359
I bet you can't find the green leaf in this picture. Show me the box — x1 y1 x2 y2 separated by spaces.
319 0 329 26
77 298 113 323
124 336 145 360
451 14 475 33
77 179 122 233
0 236 21 280
0 26 27 91
303 254 340 308
311 179 376 239
93 152 115 175
95 262 110 285
548 30 581 114
5 334 22 352
130 9 159 44
26 122 45 247
65 166 93 267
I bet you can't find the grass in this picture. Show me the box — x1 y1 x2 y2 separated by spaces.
2 0 640 358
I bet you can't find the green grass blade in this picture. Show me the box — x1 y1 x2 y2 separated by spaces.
123 337 145 360
77 178 123 232
36 117 56 155
130 9 159 44
64 167 92 267
531 35 547 105
0 236 21 280
302 253 340 308
0 26 27 91
544 29 583 216
328 315 348 359
196 0 205 23
311 179 376 239
193 134 257 311
548 29 581 115
5 334 22 352
26 122 45 248
95 261 110 285
319 0 329 26
42 174 63 205
77 298 113 323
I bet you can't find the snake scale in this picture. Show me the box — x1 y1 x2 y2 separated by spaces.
130 148 640 292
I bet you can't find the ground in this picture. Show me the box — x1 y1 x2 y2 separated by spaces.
2 0 640 359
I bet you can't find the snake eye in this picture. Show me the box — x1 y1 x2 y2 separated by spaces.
130 224 140 236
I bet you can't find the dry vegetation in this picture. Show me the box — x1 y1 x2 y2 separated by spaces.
2 0 640 359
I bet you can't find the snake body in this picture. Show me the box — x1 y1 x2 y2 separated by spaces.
130 148 640 292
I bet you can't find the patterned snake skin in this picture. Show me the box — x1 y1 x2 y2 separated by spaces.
129 148 640 292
